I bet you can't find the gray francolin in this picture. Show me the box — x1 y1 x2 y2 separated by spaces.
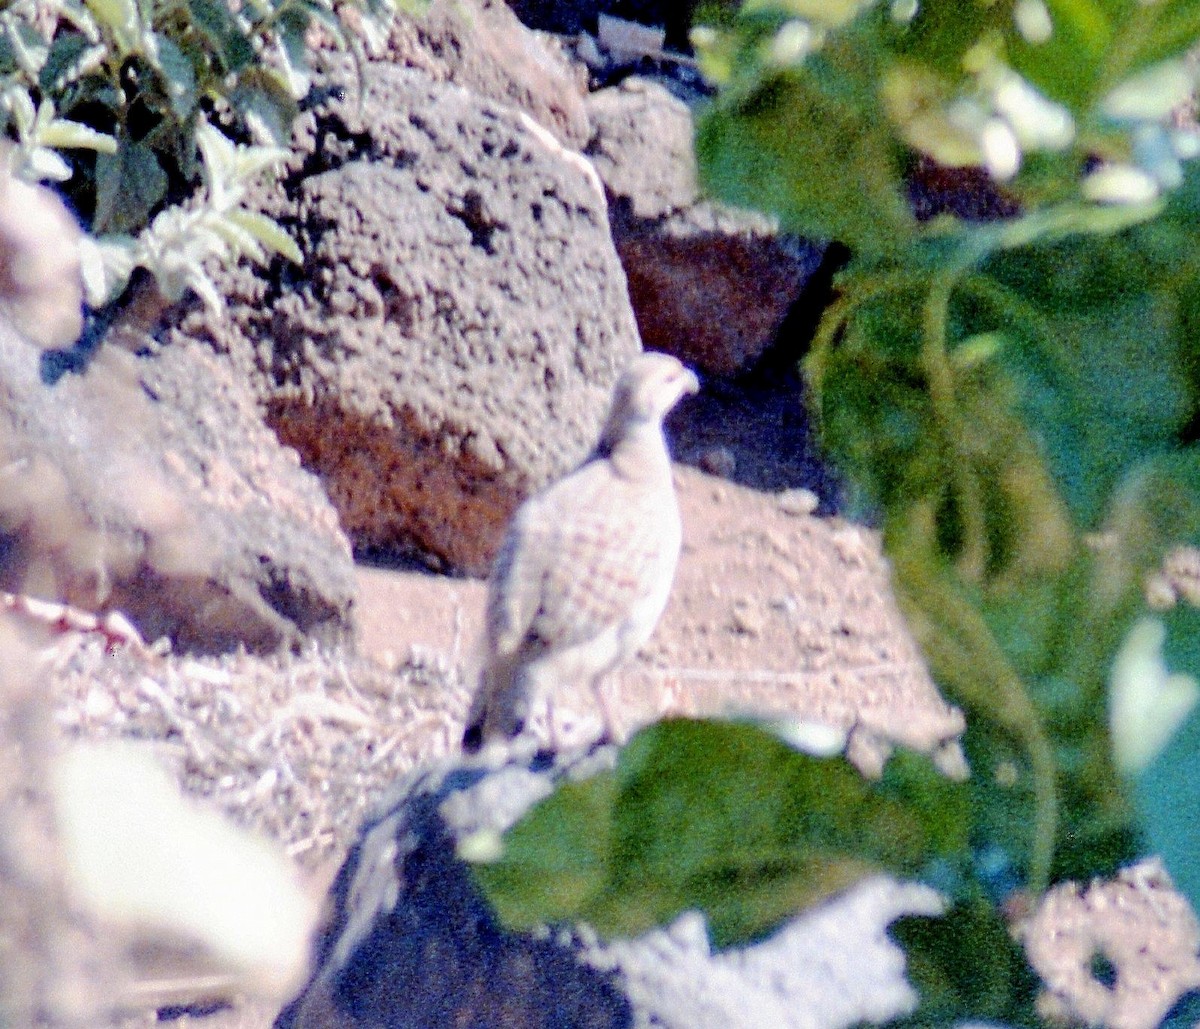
462 351 699 753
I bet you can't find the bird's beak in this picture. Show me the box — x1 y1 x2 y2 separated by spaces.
682 368 700 395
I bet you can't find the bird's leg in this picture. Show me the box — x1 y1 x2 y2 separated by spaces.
592 677 617 746
544 694 562 754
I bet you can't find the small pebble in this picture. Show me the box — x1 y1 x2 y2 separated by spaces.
730 599 764 637
699 446 737 478
778 488 819 516
84 686 116 721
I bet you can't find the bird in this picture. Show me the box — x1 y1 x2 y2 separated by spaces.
462 351 699 754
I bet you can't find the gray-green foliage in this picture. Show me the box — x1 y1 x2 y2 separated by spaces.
0 0 411 312
468 1 1200 1023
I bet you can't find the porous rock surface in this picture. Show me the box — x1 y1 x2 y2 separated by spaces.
586 77 825 377
172 64 641 574
276 749 944 1029
386 0 591 148
0 322 354 654
0 151 83 350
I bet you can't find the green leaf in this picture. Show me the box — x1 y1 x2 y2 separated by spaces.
696 28 914 256
471 720 969 948
1007 0 1117 113
151 32 197 120
977 231 1194 531
1134 605 1200 914
39 32 106 96
93 142 167 233
1100 450 1200 914
274 5 316 99
84 0 140 55
1115 0 1200 77
186 0 255 73
891 895 1041 1025
229 66 300 146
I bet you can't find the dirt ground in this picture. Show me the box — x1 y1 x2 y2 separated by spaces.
26 385 1200 1029
355 465 965 769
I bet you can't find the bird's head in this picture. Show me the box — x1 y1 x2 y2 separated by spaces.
600 353 699 449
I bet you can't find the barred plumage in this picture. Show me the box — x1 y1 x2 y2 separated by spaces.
462 351 698 753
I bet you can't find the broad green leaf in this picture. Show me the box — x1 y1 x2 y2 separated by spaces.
93 142 167 233
151 32 197 120
1100 450 1200 915
229 67 300 147
881 0 1001 79
696 29 914 255
1136 603 1200 915
1118 0 1200 77
963 212 1196 531
187 0 255 73
39 32 107 95
890 896 1041 1025
1007 0 1117 113
471 720 969 948
84 0 139 55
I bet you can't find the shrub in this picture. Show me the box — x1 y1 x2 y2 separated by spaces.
0 0 414 312
469 2 1200 1022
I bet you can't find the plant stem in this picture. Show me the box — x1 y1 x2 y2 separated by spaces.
889 531 1059 893
921 276 987 583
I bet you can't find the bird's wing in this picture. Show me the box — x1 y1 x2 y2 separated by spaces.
486 459 677 661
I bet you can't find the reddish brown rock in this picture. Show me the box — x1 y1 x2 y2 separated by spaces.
586 77 824 377
172 65 641 575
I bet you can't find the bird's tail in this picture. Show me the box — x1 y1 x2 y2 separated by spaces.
461 653 525 753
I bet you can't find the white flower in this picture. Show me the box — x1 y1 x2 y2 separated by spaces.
1133 124 1183 190
991 70 1075 150
768 20 816 67
981 118 1021 180
1013 0 1053 44
1082 163 1161 204
1110 617 1199 773
1102 59 1195 122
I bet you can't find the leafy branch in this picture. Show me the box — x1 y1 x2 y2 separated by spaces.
0 0 420 314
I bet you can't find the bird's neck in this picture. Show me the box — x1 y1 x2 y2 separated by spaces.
598 421 673 483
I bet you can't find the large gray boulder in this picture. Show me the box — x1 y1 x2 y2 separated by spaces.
0 323 355 654
387 0 591 149
173 65 642 575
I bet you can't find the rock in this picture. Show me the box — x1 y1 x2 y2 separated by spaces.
277 750 944 1029
1020 858 1200 1029
586 78 825 377
0 149 82 350
0 323 355 654
504 0 715 50
171 66 641 575
52 740 317 1009
386 0 591 149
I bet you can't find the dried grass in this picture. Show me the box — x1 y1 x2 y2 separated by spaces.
47 637 468 870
